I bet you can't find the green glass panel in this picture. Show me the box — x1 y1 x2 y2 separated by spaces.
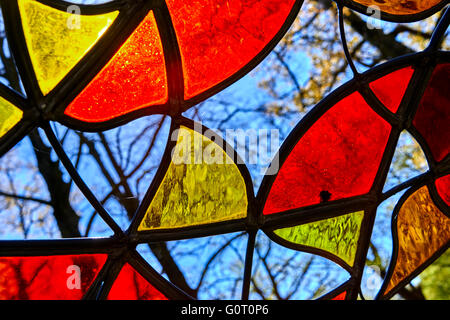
0 97 23 137
138 126 248 230
274 211 364 267
19 0 119 94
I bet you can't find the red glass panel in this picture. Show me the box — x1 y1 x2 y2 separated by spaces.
0 254 107 300
107 263 167 300
264 92 391 215
413 64 450 162
166 0 296 99
332 291 346 300
369 67 414 113
435 175 450 206
64 11 168 123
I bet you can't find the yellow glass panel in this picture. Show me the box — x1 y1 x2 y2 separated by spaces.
385 186 450 294
18 0 119 95
274 211 364 267
352 0 442 16
0 97 23 137
138 126 248 230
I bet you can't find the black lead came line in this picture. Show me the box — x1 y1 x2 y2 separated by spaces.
42 122 124 237
337 2 360 77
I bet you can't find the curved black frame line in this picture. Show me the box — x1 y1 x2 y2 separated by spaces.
338 0 448 23
255 47 449 299
376 178 450 300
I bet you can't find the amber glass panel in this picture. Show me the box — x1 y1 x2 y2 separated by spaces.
435 175 450 206
0 97 22 137
0 254 107 300
385 186 450 294
107 263 167 300
413 64 449 162
351 0 443 16
264 92 391 214
64 11 168 123
369 67 414 113
138 126 247 230
18 0 118 95
274 211 364 266
166 0 296 99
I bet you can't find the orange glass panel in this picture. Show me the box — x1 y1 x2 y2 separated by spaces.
0 97 22 137
107 263 167 300
166 0 296 99
64 11 168 123
369 67 414 113
351 0 443 16
385 186 450 295
0 254 107 300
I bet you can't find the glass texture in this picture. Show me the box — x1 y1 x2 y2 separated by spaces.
19 0 118 94
166 0 296 99
65 11 168 122
274 211 364 266
0 254 107 300
107 263 167 300
264 92 391 214
385 186 450 294
0 97 22 137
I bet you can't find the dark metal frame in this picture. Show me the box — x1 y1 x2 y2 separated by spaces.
0 0 448 301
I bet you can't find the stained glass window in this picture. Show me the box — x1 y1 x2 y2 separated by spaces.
379 185 450 297
18 0 119 95
0 0 448 302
